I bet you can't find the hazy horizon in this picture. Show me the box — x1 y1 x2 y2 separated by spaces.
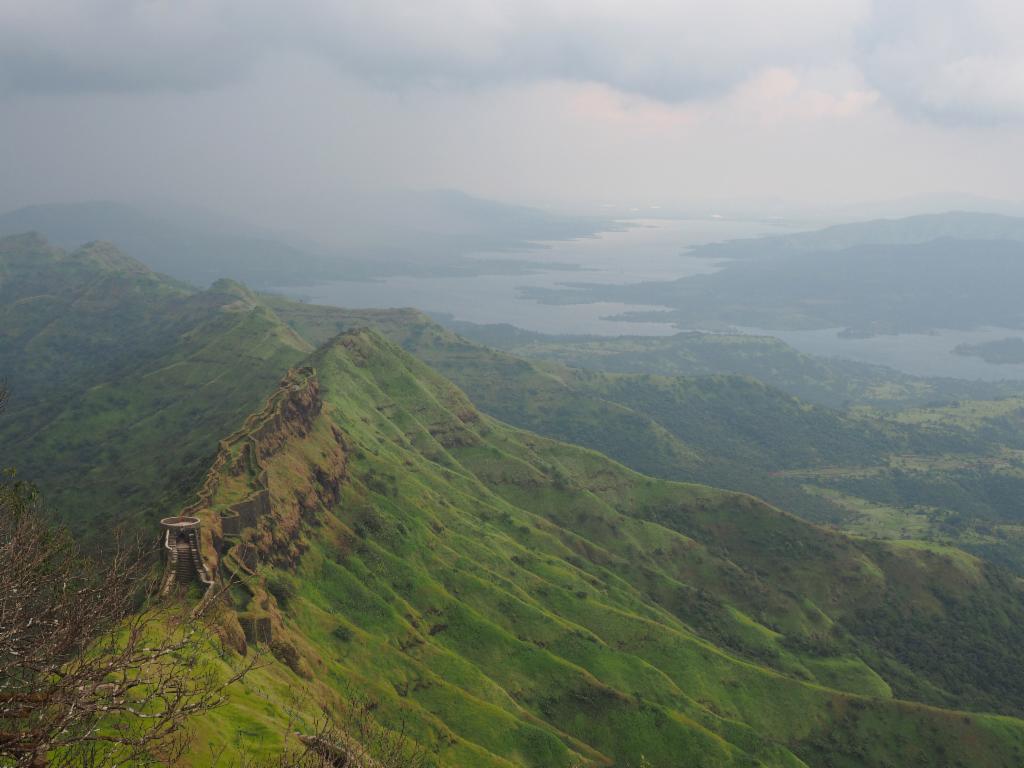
4 1 1024 244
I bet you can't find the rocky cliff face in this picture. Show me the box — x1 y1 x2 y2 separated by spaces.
182 366 348 575
176 366 349 663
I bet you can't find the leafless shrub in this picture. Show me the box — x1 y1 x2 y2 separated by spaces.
0 472 259 767
220 693 432 768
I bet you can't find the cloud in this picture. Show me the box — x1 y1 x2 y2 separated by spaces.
2 0 1023 226
319 0 871 101
6 0 1024 125
859 0 1024 122
10 0 1021 125
0 0 869 100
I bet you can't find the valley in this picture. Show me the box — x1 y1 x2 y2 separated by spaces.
519 214 1024 350
8 5 1024 765
165 327 1024 766
8 232 1024 765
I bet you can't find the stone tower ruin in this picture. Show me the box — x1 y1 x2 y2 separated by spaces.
160 516 213 594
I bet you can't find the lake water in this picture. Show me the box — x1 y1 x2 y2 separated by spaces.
275 216 1024 381
274 218 793 336
741 326 1024 382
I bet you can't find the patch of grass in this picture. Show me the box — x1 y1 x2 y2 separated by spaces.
179 328 1024 767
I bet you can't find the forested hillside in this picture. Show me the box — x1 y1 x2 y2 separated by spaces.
442 322 1020 409
7 233 1024 573
8 234 1024 766
174 329 1024 766
0 234 311 532
268 301 1024 573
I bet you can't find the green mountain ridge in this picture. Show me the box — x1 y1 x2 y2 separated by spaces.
264 301 1024 573
6 229 1023 572
0 234 311 532
183 328 1024 767
7 233 1024 764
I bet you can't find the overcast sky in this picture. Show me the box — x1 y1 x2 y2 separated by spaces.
2 0 1024 235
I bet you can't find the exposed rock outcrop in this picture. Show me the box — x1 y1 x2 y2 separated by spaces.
178 366 348 575
162 365 351 671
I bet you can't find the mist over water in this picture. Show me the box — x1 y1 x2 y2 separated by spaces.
274 218 794 336
274 215 1024 381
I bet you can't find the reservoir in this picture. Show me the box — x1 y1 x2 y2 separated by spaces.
273 218 791 336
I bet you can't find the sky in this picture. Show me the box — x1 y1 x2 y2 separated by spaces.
2 0 1024 237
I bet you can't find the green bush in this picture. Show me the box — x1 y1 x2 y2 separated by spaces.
265 572 298 608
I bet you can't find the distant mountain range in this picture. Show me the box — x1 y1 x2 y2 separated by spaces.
521 211 1024 336
0 192 615 288
0 201 331 287
686 211 1024 261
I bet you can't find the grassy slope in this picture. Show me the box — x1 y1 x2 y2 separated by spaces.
440 322 1021 410
265 303 969 476
189 329 1024 768
5 247 1024 763
0 234 311 532
266 301 1024 572
259 304 924 526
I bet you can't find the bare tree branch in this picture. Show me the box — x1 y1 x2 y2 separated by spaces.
0 477 260 767
225 693 433 768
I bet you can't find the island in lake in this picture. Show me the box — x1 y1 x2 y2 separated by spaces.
953 337 1024 364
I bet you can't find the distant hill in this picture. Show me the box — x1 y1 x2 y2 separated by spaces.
522 212 1024 335
438 319 1021 408
954 337 1024 365
0 201 337 287
0 194 615 288
0 233 312 531
688 210 1024 261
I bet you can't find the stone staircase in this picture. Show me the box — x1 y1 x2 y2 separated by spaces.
160 516 213 596
174 538 194 582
